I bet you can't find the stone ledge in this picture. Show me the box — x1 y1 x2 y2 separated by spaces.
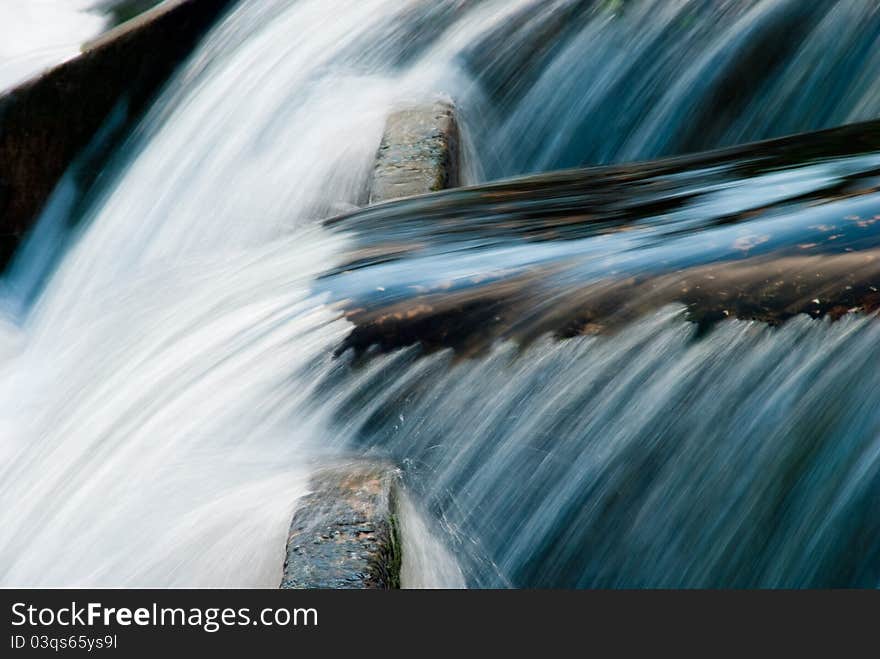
368 99 461 204
281 461 402 589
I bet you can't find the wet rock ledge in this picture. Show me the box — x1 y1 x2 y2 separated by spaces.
368 99 461 204
0 0 236 269
281 462 402 589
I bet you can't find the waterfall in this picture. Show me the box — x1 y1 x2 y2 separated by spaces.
313 313 880 587
2 0 880 587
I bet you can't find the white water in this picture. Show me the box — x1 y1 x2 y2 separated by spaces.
3 0 880 587
0 233 349 586
0 0 492 587
0 1 110 91
398 493 466 589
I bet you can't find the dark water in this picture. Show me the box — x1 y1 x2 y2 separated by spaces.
474 0 880 177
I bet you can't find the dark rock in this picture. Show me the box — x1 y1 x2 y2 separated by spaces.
281 461 402 589
0 0 236 270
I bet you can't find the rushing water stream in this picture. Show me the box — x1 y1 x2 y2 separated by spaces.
2 0 880 587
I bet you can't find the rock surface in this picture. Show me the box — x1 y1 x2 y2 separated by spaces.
0 0 236 269
369 100 461 204
281 461 402 589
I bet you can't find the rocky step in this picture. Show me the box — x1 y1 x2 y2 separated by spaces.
368 99 461 204
281 461 402 590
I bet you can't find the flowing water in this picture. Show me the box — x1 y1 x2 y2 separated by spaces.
2 0 880 587
0 1 137 92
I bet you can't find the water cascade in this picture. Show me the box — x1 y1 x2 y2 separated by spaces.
2 0 880 587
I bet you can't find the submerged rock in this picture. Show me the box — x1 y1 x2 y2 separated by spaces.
325 118 880 356
281 461 402 589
